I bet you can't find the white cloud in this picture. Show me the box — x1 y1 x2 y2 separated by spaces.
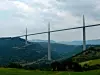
33 0 51 7
0 0 100 41
0 0 13 10
12 1 34 13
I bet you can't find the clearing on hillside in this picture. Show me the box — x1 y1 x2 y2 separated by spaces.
80 59 100 66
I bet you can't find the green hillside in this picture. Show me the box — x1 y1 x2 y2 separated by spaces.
0 68 100 75
1 37 100 71
0 37 82 66
62 46 100 71
80 59 100 66
72 46 100 63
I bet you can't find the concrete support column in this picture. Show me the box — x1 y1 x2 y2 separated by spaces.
83 15 86 51
25 28 28 45
48 22 51 60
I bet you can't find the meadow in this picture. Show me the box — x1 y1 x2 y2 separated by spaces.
0 68 100 75
80 59 100 66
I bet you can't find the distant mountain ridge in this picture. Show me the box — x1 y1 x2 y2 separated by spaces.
30 39 100 45
30 39 56 43
59 39 100 45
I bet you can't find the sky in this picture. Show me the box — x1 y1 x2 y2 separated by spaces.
0 0 100 41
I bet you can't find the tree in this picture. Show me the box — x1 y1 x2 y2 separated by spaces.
8 63 22 69
51 61 60 71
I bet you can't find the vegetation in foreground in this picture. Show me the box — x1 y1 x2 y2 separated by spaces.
0 68 100 75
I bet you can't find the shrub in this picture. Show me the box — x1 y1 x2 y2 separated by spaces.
7 63 22 69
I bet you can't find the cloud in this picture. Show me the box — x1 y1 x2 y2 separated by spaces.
0 0 100 41
12 1 34 13
56 0 100 20
0 0 13 10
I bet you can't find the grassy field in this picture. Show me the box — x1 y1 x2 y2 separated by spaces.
0 68 100 75
80 59 100 66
